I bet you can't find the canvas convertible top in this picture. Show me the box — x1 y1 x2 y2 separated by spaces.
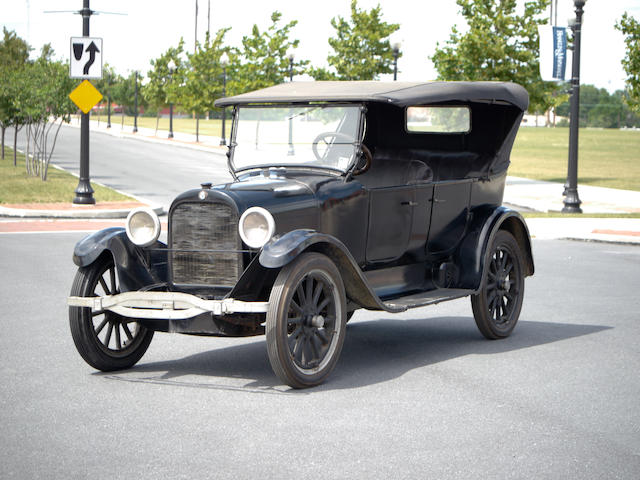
214 81 529 111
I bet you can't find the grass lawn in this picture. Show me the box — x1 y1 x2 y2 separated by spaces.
0 148 134 204
92 113 224 137
511 128 640 191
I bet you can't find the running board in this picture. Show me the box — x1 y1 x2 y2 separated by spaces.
382 288 475 311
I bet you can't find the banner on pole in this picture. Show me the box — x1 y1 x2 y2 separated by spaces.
539 25 567 82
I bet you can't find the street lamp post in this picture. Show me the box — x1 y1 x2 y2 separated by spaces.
287 50 294 82
106 95 111 128
73 0 95 205
562 0 586 214
287 49 295 155
219 52 229 146
392 42 401 81
133 71 139 133
167 59 176 139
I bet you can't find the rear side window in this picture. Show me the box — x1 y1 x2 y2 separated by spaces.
406 106 471 133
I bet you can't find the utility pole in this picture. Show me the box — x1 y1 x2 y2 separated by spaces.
73 0 95 204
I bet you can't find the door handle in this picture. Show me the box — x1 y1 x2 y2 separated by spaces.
401 201 418 207
432 198 446 203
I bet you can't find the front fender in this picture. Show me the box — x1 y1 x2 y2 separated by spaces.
260 230 403 312
72 227 168 292
456 206 534 290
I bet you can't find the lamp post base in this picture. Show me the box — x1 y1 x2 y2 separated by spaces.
561 189 582 213
73 180 96 205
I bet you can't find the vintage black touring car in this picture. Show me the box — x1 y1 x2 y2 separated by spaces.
68 81 534 388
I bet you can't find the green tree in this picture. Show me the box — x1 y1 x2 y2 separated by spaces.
0 27 32 161
555 84 640 128
234 11 308 93
310 0 400 81
431 0 559 114
94 64 119 126
616 12 640 113
183 30 233 141
143 40 186 134
111 71 146 125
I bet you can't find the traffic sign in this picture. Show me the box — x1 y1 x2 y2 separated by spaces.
69 37 103 79
69 80 103 114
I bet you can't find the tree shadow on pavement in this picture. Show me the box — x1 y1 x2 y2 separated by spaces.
98 316 610 393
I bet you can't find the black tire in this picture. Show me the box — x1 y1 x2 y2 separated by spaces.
69 254 154 371
266 253 347 388
471 230 525 339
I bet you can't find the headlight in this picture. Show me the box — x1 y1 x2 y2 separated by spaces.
125 207 161 247
238 207 275 249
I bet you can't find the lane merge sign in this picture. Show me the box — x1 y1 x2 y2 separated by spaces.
70 37 103 79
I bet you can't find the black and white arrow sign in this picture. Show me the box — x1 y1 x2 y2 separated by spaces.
69 37 103 79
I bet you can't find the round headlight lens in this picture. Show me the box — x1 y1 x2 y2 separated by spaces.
126 207 161 247
239 207 275 249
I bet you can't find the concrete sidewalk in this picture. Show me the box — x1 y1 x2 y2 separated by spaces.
2 119 639 244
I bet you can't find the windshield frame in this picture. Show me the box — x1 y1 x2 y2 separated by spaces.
227 103 366 176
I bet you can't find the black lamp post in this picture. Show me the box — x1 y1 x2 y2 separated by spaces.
392 42 400 81
220 52 229 146
73 0 95 204
562 0 587 214
106 95 111 128
167 59 176 139
287 50 294 82
133 71 139 133
287 49 295 155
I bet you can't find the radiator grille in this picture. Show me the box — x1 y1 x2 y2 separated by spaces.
170 202 242 286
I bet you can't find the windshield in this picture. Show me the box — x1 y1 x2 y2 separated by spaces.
231 105 361 173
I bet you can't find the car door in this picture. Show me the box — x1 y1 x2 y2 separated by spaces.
426 179 473 255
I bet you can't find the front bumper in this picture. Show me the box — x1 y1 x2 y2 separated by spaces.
68 291 269 320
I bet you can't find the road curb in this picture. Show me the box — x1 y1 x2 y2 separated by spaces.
0 204 164 219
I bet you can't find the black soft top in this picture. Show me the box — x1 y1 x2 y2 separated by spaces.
214 81 529 111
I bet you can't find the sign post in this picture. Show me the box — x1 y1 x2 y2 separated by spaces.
72 0 100 205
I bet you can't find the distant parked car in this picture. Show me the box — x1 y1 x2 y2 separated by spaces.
68 81 534 388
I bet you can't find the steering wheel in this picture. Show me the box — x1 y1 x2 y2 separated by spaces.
352 143 372 176
311 132 355 161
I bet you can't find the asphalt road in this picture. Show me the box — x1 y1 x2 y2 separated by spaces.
6 124 231 209
1 233 639 479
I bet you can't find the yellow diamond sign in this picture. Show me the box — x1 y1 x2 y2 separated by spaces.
69 80 103 114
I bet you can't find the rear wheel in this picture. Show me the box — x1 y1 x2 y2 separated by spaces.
471 230 525 339
266 253 347 388
69 254 154 371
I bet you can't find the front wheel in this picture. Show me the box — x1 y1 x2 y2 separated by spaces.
471 230 525 339
266 253 347 388
69 254 154 371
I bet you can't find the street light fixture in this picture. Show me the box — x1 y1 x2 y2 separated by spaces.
562 0 587 213
167 59 176 139
219 52 229 146
392 42 401 81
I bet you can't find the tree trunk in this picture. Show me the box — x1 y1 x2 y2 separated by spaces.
196 116 200 143
1 126 5 160
155 112 159 136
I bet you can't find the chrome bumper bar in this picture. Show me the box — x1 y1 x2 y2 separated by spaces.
68 291 269 320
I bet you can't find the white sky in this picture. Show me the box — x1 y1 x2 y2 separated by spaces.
3 0 639 92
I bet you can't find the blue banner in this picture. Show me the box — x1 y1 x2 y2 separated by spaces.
552 26 567 81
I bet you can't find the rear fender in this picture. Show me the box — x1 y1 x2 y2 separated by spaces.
72 227 168 292
456 207 534 290
259 230 402 312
